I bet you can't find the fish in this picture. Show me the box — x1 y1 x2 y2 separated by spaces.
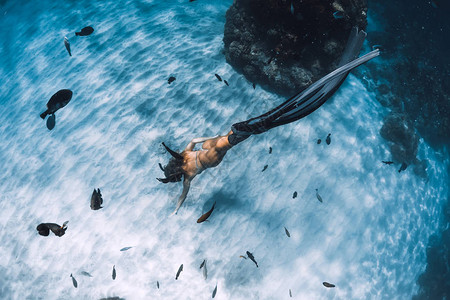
293 191 297 199
431 0 438 8
157 281 160 289
284 227 291 237
37 222 68 237
323 282 335 288
224 80 229 86
269 147 272 154
290 2 294 15
40 89 73 120
75 26 94 36
289 289 292 297
212 284 217 298
64 37 71 56
46 114 56 130
326 133 331 145
398 162 408 173
175 264 183 280
168 76 176 84
202 260 207 280
252 83 256 89
120 247 132 251
315 189 323 203
214 74 222 81
246 251 258 267
333 11 344 19
382 161 394 165
197 202 216 223
70 273 78 288
90 188 103 210
81 271 93 277
200 259 206 269
317 138 322 144
112 265 116 280
262 165 268 172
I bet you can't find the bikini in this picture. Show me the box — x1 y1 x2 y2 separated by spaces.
195 151 205 174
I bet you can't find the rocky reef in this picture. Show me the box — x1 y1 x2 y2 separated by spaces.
223 0 368 97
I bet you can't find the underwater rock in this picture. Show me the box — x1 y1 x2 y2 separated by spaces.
223 0 368 96
380 112 419 165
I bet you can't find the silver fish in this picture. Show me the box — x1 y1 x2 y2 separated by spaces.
112 265 116 280
315 189 323 203
120 247 132 251
289 289 292 297
81 271 92 277
284 227 291 238
202 260 207 280
70 273 78 288
199 259 206 269
175 264 183 280
212 284 217 298
157 281 160 289
64 37 71 56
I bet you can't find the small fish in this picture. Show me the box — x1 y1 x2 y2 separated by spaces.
246 251 258 267
75 26 94 36
315 189 323 203
202 260 207 280
284 227 291 237
333 11 344 19
197 202 216 223
90 188 103 210
200 259 206 269
175 264 183 280
326 133 331 145
64 37 71 56
290 2 294 15
214 74 222 81
262 165 268 172
120 247 132 251
239 255 247 259
70 273 78 288
224 80 229 86
212 284 217 298
431 0 438 9
289 289 292 297
112 265 116 280
398 162 408 173
293 191 297 199
252 83 256 89
323 282 335 288
317 138 322 144
382 161 394 165
168 76 176 84
157 281 160 289
269 147 272 154
81 271 93 277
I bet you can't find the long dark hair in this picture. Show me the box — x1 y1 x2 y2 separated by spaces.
157 142 185 183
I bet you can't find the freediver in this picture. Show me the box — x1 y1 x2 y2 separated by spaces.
157 28 379 214
36 221 68 237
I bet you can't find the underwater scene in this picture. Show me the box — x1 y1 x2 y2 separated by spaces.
0 0 448 299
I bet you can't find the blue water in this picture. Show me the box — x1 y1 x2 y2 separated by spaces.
0 1 448 299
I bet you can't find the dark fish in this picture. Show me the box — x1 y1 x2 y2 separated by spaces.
90 188 103 210
289 289 292 297
333 11 344 19
214 74 222 81
293 191 297 199
120 247 132 251
431 0 438 8
200 259 206 269
197 202 216 223
40 89 73 120
175 264 183 280
75 26 94 36
168 76 176 84
202 260 207 280
382 161 394 165
317 139 322 144
81 271 93 277
398 162 408 173
315 189 323 203
326 133 331 145
252 83 256 89
284 227 291 237
246 251 258 267
262 165 268 172
189 0 196 2
64 37 71 56
290 2 294 15
46 114 56 130
157 281 160 289
212 284 217 298
70 273 78 288
269 147 272 154
224 80 229 86
323 282 335 288
112 265 116 280
37 222 68 237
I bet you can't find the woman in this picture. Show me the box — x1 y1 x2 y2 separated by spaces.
158 27 379 214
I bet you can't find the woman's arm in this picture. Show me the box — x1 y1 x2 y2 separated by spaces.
185 135 219 151
171 177 192 215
